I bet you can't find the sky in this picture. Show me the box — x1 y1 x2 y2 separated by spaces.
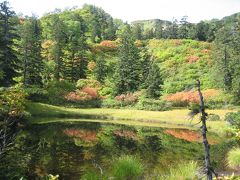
5 0 240 23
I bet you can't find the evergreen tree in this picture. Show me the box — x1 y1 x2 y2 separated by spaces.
132 24 143 40
50 14 66 81
213 23 240 101
64 13 88 82
139 47 151 86
0 1 19 86
154 23 163 39
115 25 141 94
145 62 163 98
19 16 43 86
178 16 189 39
94 55 107 83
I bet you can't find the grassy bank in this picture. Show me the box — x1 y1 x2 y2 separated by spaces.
27 102 235 134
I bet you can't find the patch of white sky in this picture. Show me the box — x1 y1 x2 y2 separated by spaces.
4 0 240 23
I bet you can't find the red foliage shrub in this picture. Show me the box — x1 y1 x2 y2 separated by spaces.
187 55 200 63
165 89 220 104
100 40 117 49
81 87 99 99
63 129 98 142
115 93 139 105
65 87 100 102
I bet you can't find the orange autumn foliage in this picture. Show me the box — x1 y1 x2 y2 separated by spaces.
164 129 217 145
165 89 220 104
187 55 200 63
63 129 98 142
100 40 117 49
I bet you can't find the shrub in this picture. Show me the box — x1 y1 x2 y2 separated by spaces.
115 92 140 106
136 98 171 111
81 171 99 180
208 114 220 121
225 112 240 129
24 86 48 102
46 80 75 105
160 161 199 180
112 155 144 180
100 40 117 49
227 148 240 169
164 89 220 107
76 79 101 90
101 98 120 108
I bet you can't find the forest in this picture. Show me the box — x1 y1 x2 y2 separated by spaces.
1 1 240 179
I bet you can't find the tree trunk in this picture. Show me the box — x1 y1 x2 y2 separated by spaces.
197 80 212 180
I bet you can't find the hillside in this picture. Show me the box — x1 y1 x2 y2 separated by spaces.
147 39 213 93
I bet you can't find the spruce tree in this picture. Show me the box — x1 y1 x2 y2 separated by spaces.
145 62 163 98
114 24 141 94
94 55 107 83
0 1 19 86
50 14 66 81
64 13 88 82
19 16 43 86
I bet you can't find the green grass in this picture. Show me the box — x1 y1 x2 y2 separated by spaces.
159 161 199 180
112 155 144 180
227 148 240 169
27 102 235 134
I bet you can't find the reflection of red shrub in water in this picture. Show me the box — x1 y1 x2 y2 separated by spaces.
164 129 217 145
63 129 98 142
113 130 138 140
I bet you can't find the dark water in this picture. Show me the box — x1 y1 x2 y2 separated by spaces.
0 121 232 179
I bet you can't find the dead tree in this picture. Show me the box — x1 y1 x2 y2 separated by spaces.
197 80 217 180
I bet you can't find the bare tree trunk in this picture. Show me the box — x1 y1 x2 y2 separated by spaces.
196 80 213 180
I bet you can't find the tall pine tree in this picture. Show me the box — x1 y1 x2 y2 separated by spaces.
114 24 141 94
19 16 43 86
0 1 19 86
145 62 163 98
64 13 88 82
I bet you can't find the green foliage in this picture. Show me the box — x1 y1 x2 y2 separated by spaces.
94 55 107 83
145 63 163 98
225 111 240 129
46 80 75 104
81 171 99 180
148 39 213 94
112 155 144 180
76 79 101 89
227 148 240 169
114 25 141 94
19 16 43 86
24 86 48 102
208 114 221 121
0 1 20 86
160 161 199 180
136 98 171 111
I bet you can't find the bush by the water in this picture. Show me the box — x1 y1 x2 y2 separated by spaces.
136 98 171 111
112 155 144 180
227 148 240 169
160 161 199 180
225 112 240 129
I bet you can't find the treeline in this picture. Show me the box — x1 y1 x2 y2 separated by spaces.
131 17 221 42
1 0 240 103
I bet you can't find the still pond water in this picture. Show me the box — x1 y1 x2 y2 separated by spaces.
0 120 232 179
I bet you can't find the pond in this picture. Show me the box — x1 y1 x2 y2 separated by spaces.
0 120 233 179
